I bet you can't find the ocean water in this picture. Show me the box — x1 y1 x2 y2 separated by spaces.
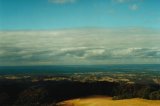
0 64 159 75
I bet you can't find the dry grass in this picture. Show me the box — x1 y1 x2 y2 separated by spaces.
57 96 160 106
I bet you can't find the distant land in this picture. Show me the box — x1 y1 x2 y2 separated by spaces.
0 64 159 106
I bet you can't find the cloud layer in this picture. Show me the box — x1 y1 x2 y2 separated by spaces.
0 28 160 65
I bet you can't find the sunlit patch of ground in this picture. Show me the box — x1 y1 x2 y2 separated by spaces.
57 96 160 106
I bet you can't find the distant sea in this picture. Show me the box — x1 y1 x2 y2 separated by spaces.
0 64 159 75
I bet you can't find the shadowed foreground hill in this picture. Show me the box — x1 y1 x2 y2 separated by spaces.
58 97 160 106
0 79 159 106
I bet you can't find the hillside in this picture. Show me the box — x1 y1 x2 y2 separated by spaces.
58 96 160 106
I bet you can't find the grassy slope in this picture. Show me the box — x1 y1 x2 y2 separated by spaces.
58 96 160 106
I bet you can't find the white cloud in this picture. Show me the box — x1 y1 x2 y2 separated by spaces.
113 0 143 3
49 0 76 4
113 0 129 3
113 0 141 11
129 4 139 10
0 28 160 65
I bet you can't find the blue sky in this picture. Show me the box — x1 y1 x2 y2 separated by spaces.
0 0 160 30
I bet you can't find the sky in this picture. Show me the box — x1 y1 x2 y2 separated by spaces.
0 0 160 65
0 0 160 30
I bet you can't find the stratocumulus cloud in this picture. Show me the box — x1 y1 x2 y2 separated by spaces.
0 28 160 65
